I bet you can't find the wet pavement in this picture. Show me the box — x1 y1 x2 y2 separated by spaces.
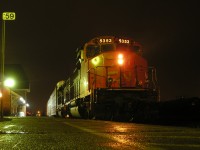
0 117 200 149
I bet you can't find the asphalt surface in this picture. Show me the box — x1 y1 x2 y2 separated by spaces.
0 117 200 150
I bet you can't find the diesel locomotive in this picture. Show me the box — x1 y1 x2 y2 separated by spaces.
47 36 159 121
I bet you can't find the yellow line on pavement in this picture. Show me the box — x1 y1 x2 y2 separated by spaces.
64 121 145 149
64 121 200 149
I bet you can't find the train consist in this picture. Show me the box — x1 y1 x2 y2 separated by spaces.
47 36 159 121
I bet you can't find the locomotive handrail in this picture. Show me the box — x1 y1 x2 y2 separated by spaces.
87 68 95 73
87 67 107 78
88 66 113 88
148 66 160 101
148 66 158 90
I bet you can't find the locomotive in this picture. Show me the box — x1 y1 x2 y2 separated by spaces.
47 36 159 121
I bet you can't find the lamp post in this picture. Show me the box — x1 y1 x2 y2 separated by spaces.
0 12 16 118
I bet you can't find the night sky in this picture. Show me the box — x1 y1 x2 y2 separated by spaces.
1 0 199 114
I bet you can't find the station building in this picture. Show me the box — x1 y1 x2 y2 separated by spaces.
0 64 30 116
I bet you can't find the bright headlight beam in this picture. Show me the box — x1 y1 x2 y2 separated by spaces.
117 54 124 65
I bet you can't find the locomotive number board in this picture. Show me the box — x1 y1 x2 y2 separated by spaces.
99 38 112 43
118 39 130 44
98 38 130 44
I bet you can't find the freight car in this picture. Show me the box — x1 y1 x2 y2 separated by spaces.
47 36 159 121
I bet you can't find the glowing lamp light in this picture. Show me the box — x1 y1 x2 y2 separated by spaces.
117 54 124 65
0 92 2 98
4 78 15 87
20 97 26 104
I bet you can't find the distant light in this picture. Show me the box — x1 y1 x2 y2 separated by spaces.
4 78 15 87
26 103 30 107
36 111 41 117
0 92 2 98
20 97 24 101
19 97 26 104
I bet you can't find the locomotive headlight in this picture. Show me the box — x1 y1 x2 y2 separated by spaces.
92 56 100 66
117 54 124 65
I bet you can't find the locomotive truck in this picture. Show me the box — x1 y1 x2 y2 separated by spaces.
47 36 159 121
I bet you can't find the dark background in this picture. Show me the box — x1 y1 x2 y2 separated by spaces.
0 0 199 114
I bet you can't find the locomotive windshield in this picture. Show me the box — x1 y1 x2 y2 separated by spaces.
86 44 114 58
86 45 100 58
101 44 115 52
116 44 141 53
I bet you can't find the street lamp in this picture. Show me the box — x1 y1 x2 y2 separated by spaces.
0 12 16 118
4 78 15 87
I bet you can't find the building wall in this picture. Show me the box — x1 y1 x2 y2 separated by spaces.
11 91 21 116
2 88 10 116
2 87 26 116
